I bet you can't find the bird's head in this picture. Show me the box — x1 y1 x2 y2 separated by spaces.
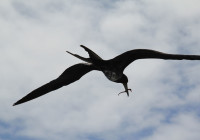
116 74 128 83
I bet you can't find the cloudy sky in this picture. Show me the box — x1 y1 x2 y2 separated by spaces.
1 0 200 140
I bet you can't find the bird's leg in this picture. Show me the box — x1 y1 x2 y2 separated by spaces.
118 89 132 96
118 83 132 96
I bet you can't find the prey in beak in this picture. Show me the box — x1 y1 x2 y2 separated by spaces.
118 83 132 96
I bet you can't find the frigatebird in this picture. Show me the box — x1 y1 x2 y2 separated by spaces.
13 45 200 106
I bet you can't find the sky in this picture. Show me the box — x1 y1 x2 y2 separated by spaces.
1 0 200 140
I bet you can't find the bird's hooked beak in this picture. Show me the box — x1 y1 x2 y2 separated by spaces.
118 83 132 97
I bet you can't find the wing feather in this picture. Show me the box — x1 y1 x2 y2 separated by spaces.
111 49 200 71
13 63 97 106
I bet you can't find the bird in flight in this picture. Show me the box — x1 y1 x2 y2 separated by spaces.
13 45 200 106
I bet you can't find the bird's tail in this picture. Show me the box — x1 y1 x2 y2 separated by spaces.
66 51 92 63
13 79 64 106
80 45 103 60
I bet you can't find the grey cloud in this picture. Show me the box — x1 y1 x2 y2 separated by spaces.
12 2 39 19
0 0 200 140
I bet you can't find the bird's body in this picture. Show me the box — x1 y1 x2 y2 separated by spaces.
103 70 122 82
13 45 200 106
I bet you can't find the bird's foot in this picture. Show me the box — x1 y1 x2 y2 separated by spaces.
118 89 132 96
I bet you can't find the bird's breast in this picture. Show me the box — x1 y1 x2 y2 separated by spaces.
103 70 122 82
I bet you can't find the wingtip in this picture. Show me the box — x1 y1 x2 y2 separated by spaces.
66 51 73 55
13 100 21 106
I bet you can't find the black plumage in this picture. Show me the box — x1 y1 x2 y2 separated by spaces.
13 45 200 106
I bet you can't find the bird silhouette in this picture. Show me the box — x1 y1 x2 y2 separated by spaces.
13 45 200 106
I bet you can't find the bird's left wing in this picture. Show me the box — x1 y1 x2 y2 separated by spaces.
13 63 97 106
111 49 200 71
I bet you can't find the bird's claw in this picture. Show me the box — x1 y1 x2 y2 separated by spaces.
118 89 132 96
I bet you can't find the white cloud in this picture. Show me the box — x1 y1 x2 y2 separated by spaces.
0 0 200 140
146 112 200 140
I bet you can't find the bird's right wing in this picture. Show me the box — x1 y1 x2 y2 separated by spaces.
111 49 200 71
13 63 97 106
